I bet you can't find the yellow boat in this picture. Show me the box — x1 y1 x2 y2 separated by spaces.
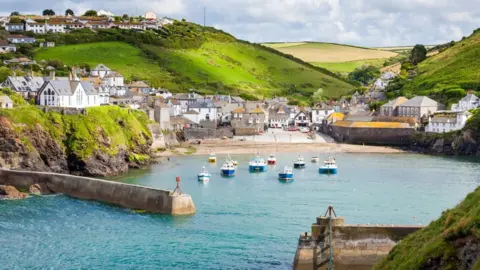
208 153 217 163
232 160 239 166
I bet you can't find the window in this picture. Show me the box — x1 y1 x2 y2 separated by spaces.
76 88 83 106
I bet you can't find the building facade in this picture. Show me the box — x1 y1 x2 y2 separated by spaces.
37 79 100 108
426 111 472 133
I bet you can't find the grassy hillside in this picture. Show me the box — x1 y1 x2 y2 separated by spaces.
374 186 480 270
263 42 397 73
33 23 356 105
400 29 480 100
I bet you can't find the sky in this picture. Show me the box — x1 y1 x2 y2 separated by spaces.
2 0 480 47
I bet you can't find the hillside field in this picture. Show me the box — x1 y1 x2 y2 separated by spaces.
262 42 398 73
35 41 355 103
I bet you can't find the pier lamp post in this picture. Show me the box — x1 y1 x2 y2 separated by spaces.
173 176 184 195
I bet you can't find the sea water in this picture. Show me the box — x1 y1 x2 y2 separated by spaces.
1 153 479 269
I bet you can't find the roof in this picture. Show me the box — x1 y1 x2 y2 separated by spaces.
129 81 150 88
103 72 123 78
460 94 479 103
399 96 439 107
249 107 265 114
373 116 417 126
294 110 311 120
0 95 13 103
344 115 375 122
326 112 345 122
233 107 246 113
42 80 97 96
0 40 9 46
381 97 408 108
93 64 111 71
170 116 196 125
184 110 199 115
188 100 216 109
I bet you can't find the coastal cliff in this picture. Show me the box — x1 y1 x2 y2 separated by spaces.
0 89 152 177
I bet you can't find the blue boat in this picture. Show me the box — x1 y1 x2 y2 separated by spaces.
293 155 306 169
221 161 236 177
278 166 293 181
319 157 338 174
197 166 211 182
249 155 268 172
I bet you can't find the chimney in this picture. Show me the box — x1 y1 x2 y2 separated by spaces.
49 71 55 80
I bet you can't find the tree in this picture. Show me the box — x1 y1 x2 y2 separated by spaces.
348 65 380 85
10 11 20 16
410 44 427 65
65 9 74 16
83 10 97 17
42 9 55 16
312 88 325 103
122 14 129 20
0 67 12 83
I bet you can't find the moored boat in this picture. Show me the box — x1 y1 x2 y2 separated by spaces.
232 160 239 166
293 155 306 169
267 154 277 165
197 166 211 182
319 157 338 174
221 160 236 177
311 156 320 163
208 153 217 163
249 155 268 172
278 166 293 181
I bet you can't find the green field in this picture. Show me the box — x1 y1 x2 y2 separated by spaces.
401 30 480 98
262 42 307 48
35 42 174 88
35 41 355 103
313 59 386 73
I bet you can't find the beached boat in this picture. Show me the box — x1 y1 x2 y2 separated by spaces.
267 154 277 165
311 156 320 163
197 166 211 182
278 166 293 181
293 155 306 169
319 157 338 174
249 155 268 172
208 153 217 163
221 160 236 177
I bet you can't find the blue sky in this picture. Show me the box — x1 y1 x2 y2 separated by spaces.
2 0 480 46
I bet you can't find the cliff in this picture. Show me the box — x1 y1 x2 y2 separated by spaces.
374 186 480 269
0 89 152 176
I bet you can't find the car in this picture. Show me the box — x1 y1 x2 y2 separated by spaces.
300 127 310 133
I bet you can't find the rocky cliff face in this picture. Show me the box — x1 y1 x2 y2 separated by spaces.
0 107 153 177
410 129 480 156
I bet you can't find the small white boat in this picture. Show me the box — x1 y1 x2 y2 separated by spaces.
249 155 268 172
197 166 211 182
278 166 293 181
311 156 320 163
221 160 236 177
319 157 338 174
293 155 306 169
267 154 277 165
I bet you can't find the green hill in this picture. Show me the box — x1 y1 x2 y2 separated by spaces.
34 22 355 105
394 29 480 104
374 186 480 269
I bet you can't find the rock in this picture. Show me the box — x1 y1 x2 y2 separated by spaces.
0 185 29 200
29 184 43 195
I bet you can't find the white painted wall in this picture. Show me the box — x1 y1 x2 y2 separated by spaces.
312 109 334 125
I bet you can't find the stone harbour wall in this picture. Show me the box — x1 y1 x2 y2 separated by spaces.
0 169 196 215
327 125 415 145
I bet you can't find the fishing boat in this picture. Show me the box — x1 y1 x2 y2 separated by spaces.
311 156 320 163
221 160 236 176
208 153 217 163
319 157 338 174
249 155 268 172
197 166 211 182
267 154 277 165
293 155 306 169
278 166 293 181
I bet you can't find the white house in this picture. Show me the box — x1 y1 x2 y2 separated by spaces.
143 11 157 20
167 99 182 116
175 92 203 113
268 104 290 128
25 19 46 34
37 77 100 108
0 40 16 53
90 64 112 79
159 17 174 26
154 103 171 130
45 22 67 33
0 95 14 109
183 110 201 124
98 10 115 17
103 72 124 87
373 78 387 90
451 94 479 111
312 107 334 125
96 85 110 105
156 89 172 99
426 111 473 133
294 110 311 127
188 100 217 122
108 86 127 97
6 23 24 32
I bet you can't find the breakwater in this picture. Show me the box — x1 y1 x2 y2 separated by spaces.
293 210 423 270
0 169 196 215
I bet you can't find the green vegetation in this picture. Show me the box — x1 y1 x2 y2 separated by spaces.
374 186 480 270
313 59 385 73
184 146 197 155
394 29 480 105
348 65 380 85
410 44 427 65
34 22 356 105
0 88 151 160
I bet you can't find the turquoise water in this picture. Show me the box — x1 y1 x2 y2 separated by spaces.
1 153 479 269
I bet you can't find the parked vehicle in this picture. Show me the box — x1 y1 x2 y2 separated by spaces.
300 127 310 133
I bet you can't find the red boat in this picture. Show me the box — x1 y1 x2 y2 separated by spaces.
267 154 277 165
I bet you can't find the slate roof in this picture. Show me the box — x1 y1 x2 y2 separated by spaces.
460 94 479 103
188 100 216 109
41 80 97 96
381 97 408 108
399 96 439 107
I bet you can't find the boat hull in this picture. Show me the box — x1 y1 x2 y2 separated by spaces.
293 163 305 169
221 169 235 176
208 159 216 163
249 165 267 172
268 160 276 165
319 167 338 174
278 173 293 180
197 175 211 182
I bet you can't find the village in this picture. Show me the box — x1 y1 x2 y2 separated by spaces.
0 60 478 146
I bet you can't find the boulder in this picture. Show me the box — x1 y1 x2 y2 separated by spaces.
29 184 44 195
0 185 29 200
